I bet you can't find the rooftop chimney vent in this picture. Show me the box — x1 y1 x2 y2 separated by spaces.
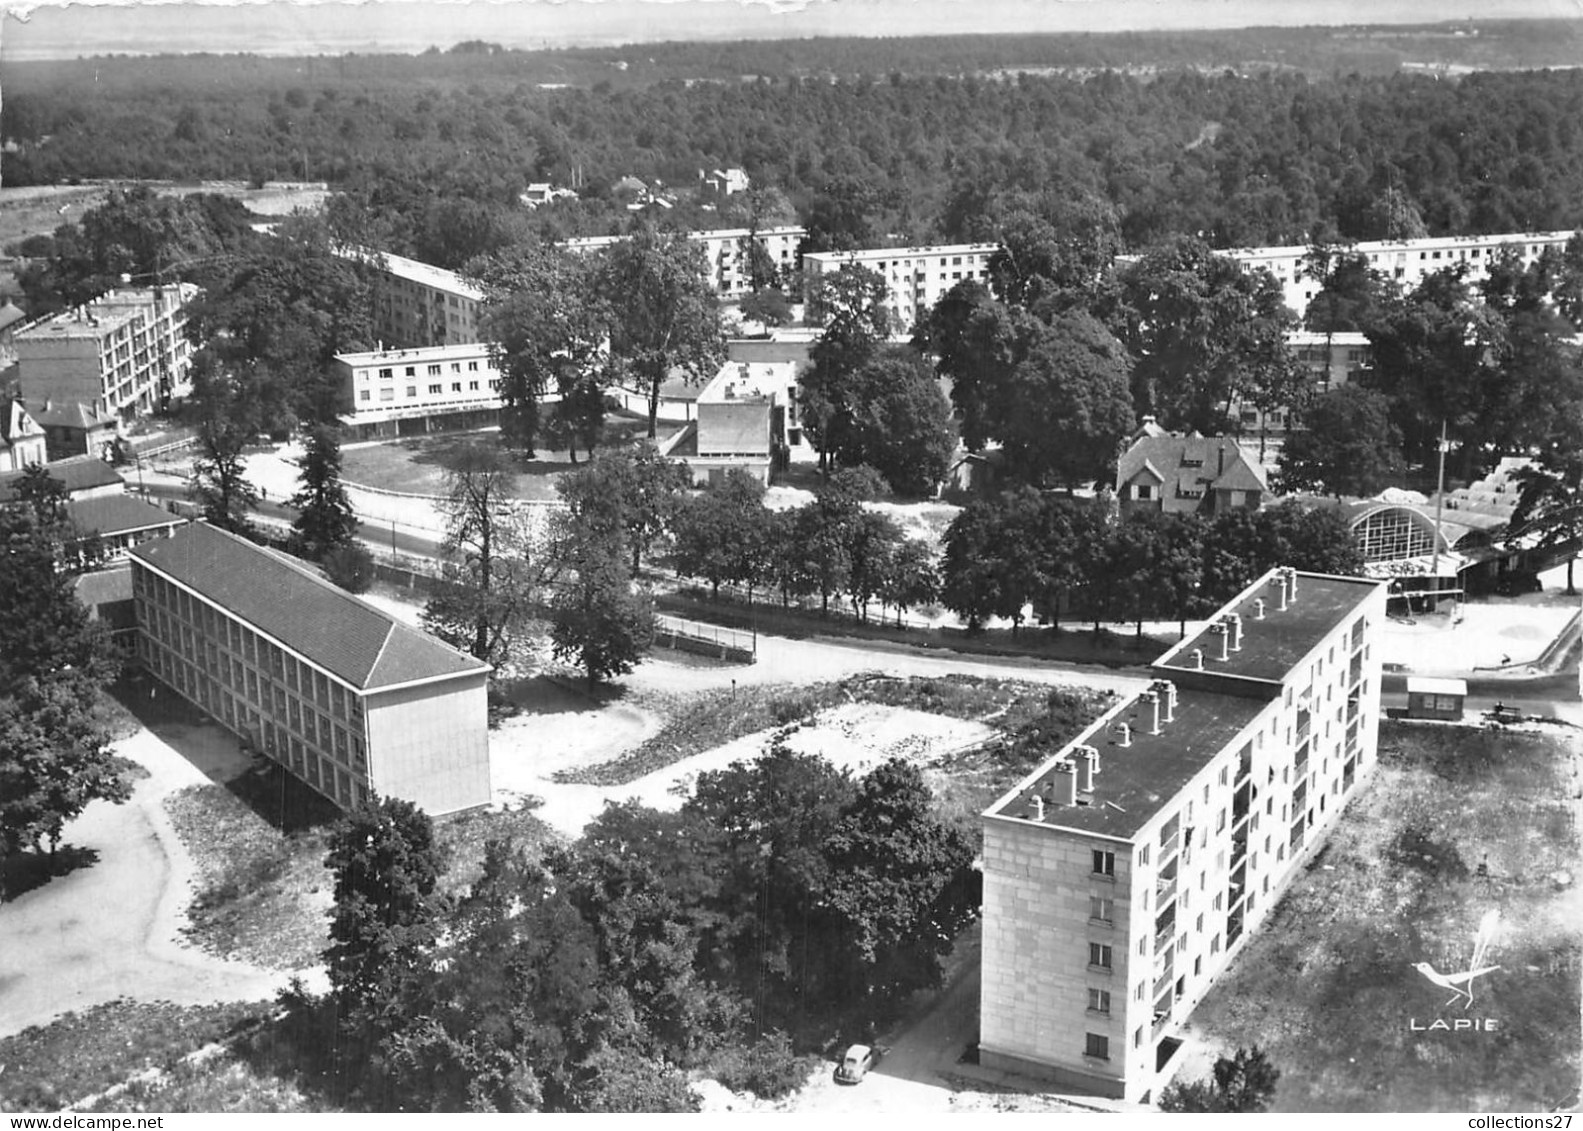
1255 597 1267 620
1226 612 1243 652
1141 690 1162 735
1192 648 1205 670
1028 794 1045 822
1053 762 1078 807
1210 620 1230 662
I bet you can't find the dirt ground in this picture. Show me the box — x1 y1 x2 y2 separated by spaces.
1177 722 1582 1111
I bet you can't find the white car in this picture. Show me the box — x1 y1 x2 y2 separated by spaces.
834 1043 881 1084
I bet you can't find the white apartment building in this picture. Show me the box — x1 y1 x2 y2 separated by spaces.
15 284 200 425
980 566 1386 1102
800 242 998 331
565 225 805 299
354 249 486 349
335 342 504 440
1226 230 1577 319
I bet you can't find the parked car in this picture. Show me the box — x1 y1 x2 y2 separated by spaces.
834 1043 881 1084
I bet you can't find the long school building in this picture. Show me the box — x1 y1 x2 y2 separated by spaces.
129 522 492 815
980 566 1386 1102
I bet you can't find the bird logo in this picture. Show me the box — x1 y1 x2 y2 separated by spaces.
1413 909 1501 1010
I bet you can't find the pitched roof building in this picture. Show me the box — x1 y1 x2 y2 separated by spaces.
1116 432 1268 516
129 522 492 814
0 398 47 472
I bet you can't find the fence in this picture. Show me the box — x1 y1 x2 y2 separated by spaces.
654 612 756 663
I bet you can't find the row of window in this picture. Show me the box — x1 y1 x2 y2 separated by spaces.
373 360 485 380
360 379 498 402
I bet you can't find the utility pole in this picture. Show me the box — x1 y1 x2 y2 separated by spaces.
1430 417 1449 612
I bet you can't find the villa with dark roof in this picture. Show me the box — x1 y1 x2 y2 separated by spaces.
129 522 492 815
979 566 1385 1102
1116 432 1268 516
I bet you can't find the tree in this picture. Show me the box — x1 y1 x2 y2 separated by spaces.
1112 235 1295 434
187 358 263 535
597 228 725 439
550 546 656 687
993 312 1135 489
555 446 690 574
422 441 553 670
1158 1046 1280 1112
671 469 774 600
1277 385 1404 500
322 543 377 594
185 217 377 426
835 345 956 497
476 243 610 458
550 468 656 686
324 796 444 1030
802 264 893 472
1361 266 1503 475
820 758 980 1005
878 537 939 628
1511 449 1583 596
738 288 793 328
0 674 132 891
288 422 359 560
985 193 1122 314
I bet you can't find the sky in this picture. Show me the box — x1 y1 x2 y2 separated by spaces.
1 0 1579 61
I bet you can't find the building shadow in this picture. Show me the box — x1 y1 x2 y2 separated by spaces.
110 670 341 834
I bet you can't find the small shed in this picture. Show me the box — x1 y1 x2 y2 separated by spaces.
1406 676 1468 721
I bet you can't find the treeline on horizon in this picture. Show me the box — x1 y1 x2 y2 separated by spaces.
9 22 1583 265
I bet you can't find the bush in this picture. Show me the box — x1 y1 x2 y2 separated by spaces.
321 544 375 593
710 1031 815 1100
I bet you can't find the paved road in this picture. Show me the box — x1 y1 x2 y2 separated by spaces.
0 723 315 1041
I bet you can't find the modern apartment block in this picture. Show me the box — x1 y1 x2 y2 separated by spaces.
980 567 1386 1102
334 342 505 439
360 249 487 349
564 225 805 299
800 242 997 330
129 522 492 815
1225 230 1576 319
15 284 200 424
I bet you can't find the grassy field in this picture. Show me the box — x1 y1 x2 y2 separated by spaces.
0 999 271 1111
1186 721 1581 1112
339 417 677 500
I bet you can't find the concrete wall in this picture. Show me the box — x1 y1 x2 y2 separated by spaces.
364 672 491 815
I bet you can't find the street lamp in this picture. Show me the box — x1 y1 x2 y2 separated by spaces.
1430 418 1449 613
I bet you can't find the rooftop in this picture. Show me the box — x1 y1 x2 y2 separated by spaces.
1154 570 1381 686
0 455 124 500
130 522 489 692
987 684 1267 840
803 241 999 262
336 341 496 367
67 493 185 539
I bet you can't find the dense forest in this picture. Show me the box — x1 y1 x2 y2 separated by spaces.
8 26 1583 267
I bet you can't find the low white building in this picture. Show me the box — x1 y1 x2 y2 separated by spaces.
335 342 504 440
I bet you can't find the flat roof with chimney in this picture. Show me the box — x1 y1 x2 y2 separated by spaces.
985 567 1383 841
1154 570 1379 686
985 682 1266 839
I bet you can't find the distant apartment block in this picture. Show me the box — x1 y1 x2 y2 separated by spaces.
15 284 199 425
1225 230 1577 319
335 342 504 440
801 242 997 330
130 522 492 815
565 226 805 299
980 567 1385 1102
353 248 486 349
